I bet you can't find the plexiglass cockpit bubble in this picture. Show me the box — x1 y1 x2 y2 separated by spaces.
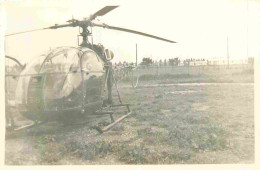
15 47 105 121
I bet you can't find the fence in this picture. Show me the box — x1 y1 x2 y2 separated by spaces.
133 64 254 77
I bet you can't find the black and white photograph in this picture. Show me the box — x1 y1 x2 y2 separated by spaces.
0 0 259 167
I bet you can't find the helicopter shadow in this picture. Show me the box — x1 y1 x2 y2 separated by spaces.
5 114 111 140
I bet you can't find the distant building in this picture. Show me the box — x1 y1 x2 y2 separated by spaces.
207 59 248 65
179 61 184 66
189 60 207 66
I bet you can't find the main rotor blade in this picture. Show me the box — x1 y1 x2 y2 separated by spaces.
89 6 119 20
5 28 48 37
92 23 176 43
6 22 75 37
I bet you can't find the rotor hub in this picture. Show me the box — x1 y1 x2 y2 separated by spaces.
79 25 92 47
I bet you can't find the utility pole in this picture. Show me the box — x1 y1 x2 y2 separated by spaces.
136 43 138 66
246 0 249 59
227 36 229 69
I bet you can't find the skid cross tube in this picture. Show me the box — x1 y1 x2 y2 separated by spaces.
93 104 131 134
93 111 132 134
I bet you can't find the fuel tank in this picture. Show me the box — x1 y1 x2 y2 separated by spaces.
15 46 106 121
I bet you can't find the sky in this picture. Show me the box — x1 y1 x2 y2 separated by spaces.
1 0 260 64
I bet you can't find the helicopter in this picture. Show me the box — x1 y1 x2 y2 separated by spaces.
5 6 176 133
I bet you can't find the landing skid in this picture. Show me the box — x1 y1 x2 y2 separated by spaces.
12 121 44 131
92 104 131 134
6 104 131 134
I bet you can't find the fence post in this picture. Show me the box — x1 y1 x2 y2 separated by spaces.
188 64 190 76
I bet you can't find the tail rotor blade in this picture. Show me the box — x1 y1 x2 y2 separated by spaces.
92 23 176 43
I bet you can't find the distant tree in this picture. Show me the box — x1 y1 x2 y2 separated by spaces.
164 59 167 66
169 57 179 66
169 58 174 66
174 57 179 66
248 57 254 65
140 57 153 66
159 59 163 67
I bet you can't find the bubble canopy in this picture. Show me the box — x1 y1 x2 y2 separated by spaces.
21 47 80 75
15 47 105 108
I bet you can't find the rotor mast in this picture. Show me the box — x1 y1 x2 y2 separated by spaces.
79 24 92 47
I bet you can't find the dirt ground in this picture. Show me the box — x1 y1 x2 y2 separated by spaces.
5 76 254 164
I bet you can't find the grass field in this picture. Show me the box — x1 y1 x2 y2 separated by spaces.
5 69 254 164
